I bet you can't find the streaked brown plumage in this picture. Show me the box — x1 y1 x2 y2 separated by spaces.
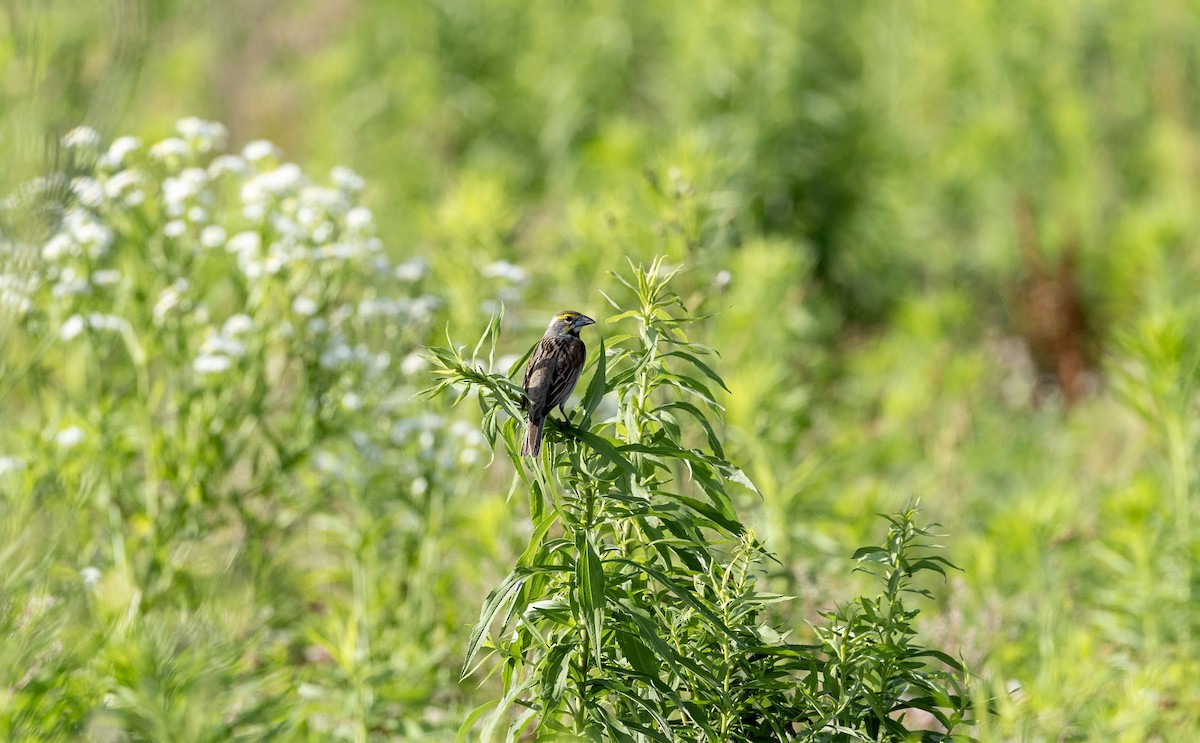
521 310 595 456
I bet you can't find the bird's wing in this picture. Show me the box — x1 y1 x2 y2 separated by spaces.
545 337 586 407
523 337 561 418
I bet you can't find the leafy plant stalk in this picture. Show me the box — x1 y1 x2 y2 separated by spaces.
427 258 972 741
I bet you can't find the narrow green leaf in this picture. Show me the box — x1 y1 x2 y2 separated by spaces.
912 649 967 672
614 630 659 676
610 558 739 643
662 372 720 407
589 680 673 742
595 707 638 743
580 336 607 419
507 339 537 379
478 676 536 743
657 400 725 458
570 428 639 475
673 494 745 535
605 309 642 324
518 511 559 567
663 349 730 392
456 700 498 743
505 708 538 743
462 570 527 679
473 303 504 362
538 641 576 707
852 546 889 560
576 532 606 669
716 462 761 495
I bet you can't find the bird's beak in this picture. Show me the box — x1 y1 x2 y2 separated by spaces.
577 315 596 327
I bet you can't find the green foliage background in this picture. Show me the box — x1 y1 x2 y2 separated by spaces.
4 0 1200 739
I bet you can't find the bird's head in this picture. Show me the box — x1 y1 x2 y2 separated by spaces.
548 310 596 336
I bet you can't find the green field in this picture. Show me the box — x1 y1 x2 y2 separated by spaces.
2 1 1199 740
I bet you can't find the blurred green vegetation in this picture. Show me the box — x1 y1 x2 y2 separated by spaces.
4 0 1200 739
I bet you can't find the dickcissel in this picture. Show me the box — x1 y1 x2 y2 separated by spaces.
520 310 596 456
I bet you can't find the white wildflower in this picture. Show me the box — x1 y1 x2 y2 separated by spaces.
52 276 90 299
55 425 85 449
319 341 353 370
164 220 186 238
193 354 232 375
226 231 260 257
341 392 363 411
208 154 248 178
187 206 208 223
263 252 285 275
149 137 189 161
99 136 142 169
408 296 437 321
222 314 253 335
292 296 318 316
242 140 280 163
86 313 125 332
269 214 300 240
344 206 372 231
259 163 304 195
0 456 25 476
91 269 121 286
714 269 732 290
201 333 246 359
60 315 86 341
241 260 264 280
80 566 101 588
42 233 73 261
312 242 359 262
0 290 31 316
162 167 208 215
331 166 365 193
175 117 227 152
400 352 428 377
103 169 145 205
419 430 435 450
481 259 527 283
152 279 190 321
200 225 226 249
62 126 100 151
65 209 114 258
70 177 103 208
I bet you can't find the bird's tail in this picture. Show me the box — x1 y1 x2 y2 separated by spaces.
521 417 545 457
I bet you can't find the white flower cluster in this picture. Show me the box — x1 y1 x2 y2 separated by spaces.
193 314 254 377
390 413 488 468
59 312 129 341
480 259 527 310
2 117 472 496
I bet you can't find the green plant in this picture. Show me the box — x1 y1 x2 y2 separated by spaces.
810 507 972 740
0 119 489 740
428 258 970 741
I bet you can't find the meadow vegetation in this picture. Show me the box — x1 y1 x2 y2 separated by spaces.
3 0 1200 740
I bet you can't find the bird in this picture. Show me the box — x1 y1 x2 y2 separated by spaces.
520 310 596 456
